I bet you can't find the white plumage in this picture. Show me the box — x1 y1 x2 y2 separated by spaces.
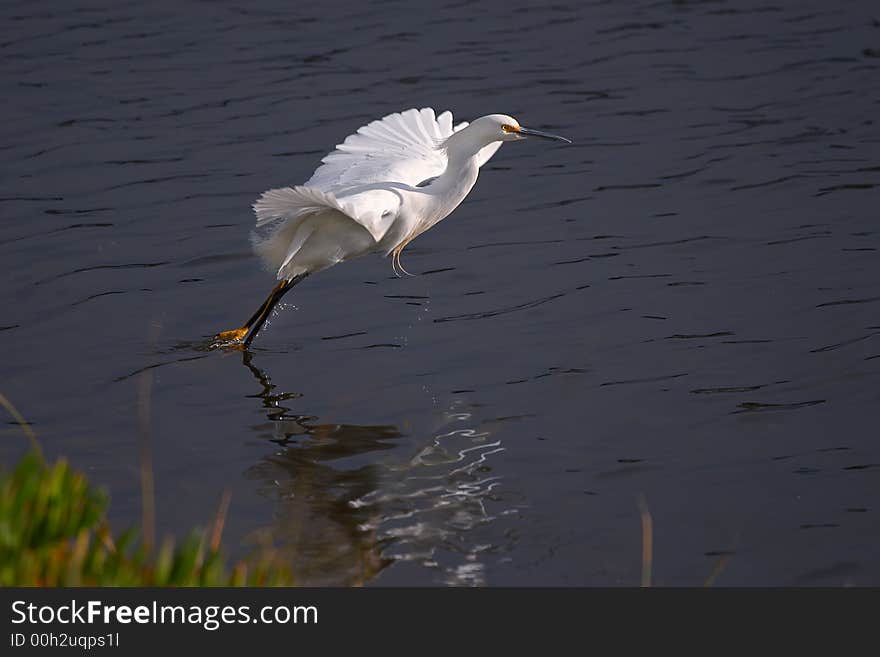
251 108 501 280
215 107 569 346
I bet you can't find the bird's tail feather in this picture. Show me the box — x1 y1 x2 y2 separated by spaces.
251 220 307 276
250 186 343 277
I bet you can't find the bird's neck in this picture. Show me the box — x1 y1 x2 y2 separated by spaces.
434 147 479 201
434 128 486 193
442 126 492 167
406 131 485 233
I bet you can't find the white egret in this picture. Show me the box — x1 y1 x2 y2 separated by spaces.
214 107 570 347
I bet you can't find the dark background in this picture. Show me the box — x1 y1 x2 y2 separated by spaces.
1 0 878 585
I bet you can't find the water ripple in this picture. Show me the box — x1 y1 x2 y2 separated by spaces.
434 292 567 323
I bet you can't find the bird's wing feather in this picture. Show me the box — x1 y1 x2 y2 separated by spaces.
475 141 503 168
303 107 497 193
305 108 455 192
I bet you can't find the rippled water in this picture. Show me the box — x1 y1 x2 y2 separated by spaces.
2 0 879 585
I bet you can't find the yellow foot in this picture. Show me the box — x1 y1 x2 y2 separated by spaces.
212 326 248 344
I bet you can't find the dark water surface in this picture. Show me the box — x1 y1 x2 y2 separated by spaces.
2 0 879 585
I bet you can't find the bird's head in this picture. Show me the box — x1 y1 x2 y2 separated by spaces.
473 114 571 144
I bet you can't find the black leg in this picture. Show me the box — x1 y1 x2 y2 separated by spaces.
242 279 294 347
214 273 308 346
242 283 284 329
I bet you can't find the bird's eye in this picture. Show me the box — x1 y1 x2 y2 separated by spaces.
501 124 518 133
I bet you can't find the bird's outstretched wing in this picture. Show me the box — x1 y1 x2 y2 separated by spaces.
306 107 451 192
305 107 500 193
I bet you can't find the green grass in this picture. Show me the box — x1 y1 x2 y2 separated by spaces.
0 394 294 586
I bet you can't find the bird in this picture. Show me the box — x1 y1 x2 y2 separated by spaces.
213 107 570 347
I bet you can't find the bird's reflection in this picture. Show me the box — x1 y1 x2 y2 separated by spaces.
237 350 513 586
239 350 396 585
